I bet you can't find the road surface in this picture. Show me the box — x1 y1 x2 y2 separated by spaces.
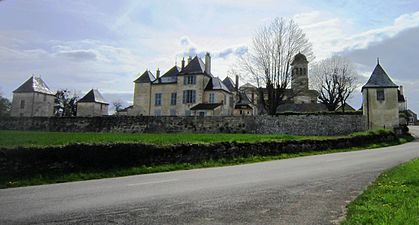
1 127 418 225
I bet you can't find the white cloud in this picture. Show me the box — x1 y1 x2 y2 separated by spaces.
177 36 248 59
294 10 419 60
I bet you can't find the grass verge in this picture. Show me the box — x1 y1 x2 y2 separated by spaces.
341 158 419 225
1 134 412 189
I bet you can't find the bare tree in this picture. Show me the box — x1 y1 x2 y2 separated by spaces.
54 89 79 117
112 100 123 113
239 17 313 115
311 55 358 111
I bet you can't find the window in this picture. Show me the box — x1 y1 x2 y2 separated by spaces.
20 100 25 109
170 93 177 105
185 110 191 116
377 89 385 101
170 109 176 116
199 111 206 117
155 93 162 106
184 75 196 85
183 90 196 104
209 93 215 103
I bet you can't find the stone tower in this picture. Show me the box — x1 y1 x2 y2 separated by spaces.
132 70 155 116
362 60 399 130
291 53 309 94
11 76 55 117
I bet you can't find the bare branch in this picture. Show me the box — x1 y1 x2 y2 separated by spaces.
310 55 359 111
239 17 313 115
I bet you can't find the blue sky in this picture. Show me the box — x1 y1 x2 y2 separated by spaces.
1 0 419 113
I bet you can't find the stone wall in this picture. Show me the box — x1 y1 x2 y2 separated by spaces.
0 114 365 136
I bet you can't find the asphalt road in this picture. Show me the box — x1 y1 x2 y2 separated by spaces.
1 127 418 225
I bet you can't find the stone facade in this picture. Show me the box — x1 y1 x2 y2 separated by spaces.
11 92 55 117
0 114 365 136
77 102 108 117
131 53 250 117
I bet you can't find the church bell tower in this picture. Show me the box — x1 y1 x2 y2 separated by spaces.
291 52 309 95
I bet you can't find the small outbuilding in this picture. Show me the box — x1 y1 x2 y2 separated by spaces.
77 89 109 117
11 76 55 117
362 60 400 130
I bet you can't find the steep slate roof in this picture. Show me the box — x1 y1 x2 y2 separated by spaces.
222 76 236 92
362 63 398 90
153 66 180 84
235 92 253 109
190 103 222 110
291 53 308 65
13 76 55 95
205 77 231 93
134 70 155 83
78 89 108 105
180 56 206 75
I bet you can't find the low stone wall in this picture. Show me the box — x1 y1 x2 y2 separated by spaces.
0 114 365 136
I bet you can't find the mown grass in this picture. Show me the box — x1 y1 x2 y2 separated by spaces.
341 158 419 225
0 130 334 149
1 133 411 189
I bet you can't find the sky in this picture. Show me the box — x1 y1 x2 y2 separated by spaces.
1 0 419 113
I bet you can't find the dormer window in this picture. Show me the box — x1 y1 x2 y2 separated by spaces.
184 75 196 85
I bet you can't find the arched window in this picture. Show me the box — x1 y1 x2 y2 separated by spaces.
303 68 306 75
299 68 303 75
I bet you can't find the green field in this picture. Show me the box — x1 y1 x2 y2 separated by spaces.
0 130 332 148
342 158 419 225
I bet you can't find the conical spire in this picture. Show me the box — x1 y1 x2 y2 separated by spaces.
362 60 398 90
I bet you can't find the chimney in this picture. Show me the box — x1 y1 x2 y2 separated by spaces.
205 52 211 74
235 75 239 92
187 56 192 64
156 68 160 79
400 85 404 96
181 57 185 70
